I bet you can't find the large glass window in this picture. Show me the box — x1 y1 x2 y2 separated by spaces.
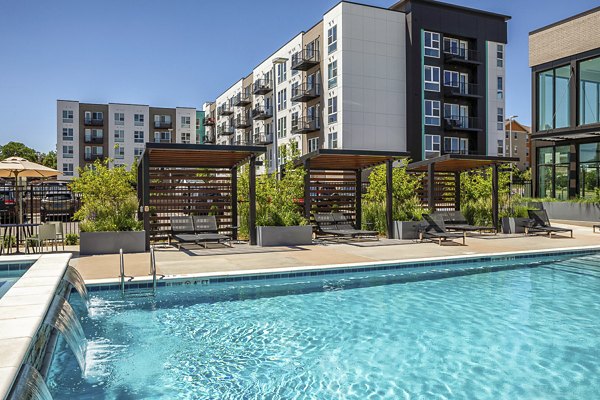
537 65 571 130
424 66 440 92
579 56 600 125
425 100 440 126
537 146 570 199
424 31 440 58
579 142 600 198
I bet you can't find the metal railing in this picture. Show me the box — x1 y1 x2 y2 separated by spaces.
119 248 125 295
150 246 157 293
83 118 103 126
291 49 320 70
444 82 480 97
443 116 480 130
154 121 173 129
443 47 479 63
253 79 273 95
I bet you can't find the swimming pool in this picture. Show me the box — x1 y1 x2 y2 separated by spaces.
47 252 600 399
0 260 32 299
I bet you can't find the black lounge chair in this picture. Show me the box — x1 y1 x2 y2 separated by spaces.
192 216 232 248
434 211 496 234
170 216 199 248
525 209 573 238
419 214 466 245
313 213 378 240
332 213 378 239
170 216 231 249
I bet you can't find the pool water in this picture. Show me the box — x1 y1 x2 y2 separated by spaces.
48 254 600 399
0 270 25 299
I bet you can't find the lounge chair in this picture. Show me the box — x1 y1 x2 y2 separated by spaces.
331 213 379 239
313 213 378 240
170 216 200 249
419 214 466 245
525 209 573 238
434 211 496 234
192 215 232 248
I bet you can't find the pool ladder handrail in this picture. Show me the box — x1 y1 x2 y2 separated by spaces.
150 245 157 292
119 248 125 295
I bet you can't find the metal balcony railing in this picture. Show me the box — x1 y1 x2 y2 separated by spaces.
217 125 235 136
233 92 252 107
154 121 172 129
253 79 273 95
254 132 273 145
291 49 320 71
251 106 273 120
443 47 480 64
83 118 103 126
443 116 481 131
443 82 481 98
291 117 320 134
202 117 215 126
291 83 321 102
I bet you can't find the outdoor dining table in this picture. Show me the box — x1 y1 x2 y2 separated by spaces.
0 223 40 254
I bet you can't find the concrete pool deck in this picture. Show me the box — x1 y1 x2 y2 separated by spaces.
71 221 600 283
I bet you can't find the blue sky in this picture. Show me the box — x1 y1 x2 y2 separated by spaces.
0 0 598 152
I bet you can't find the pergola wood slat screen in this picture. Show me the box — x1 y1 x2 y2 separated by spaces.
413 172 457 211
308 170 357 223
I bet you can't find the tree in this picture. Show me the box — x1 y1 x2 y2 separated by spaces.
0 141 37 161
39 151 57 169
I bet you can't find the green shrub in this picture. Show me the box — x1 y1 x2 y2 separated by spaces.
70 159 142 232
2 235 15 248
65 233 79 245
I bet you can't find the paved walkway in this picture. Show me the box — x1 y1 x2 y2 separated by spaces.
71 222 600 283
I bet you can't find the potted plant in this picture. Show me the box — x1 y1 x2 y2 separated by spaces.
70 159 144 255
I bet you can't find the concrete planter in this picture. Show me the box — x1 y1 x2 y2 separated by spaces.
393 221 421 240
501 217 529 234
256 226 313 247
542 201 600 222
80 231 146 255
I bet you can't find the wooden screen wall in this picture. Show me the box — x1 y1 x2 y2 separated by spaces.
308 170 357 222
148 167 233 242
413 171 457 211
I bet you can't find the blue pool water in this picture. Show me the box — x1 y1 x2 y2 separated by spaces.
48 253 600 399
0 269 25 299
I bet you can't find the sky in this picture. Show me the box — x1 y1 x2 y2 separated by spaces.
0 0 598 153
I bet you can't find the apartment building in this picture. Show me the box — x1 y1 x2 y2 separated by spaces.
203 0 509 172
504 119 531 170
529 6 600 200
57 100 197 179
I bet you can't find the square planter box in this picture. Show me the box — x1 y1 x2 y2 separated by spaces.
256 226 313 247
501 217 529 234
393 221 421 240
80 231 146 255
542 201 600 222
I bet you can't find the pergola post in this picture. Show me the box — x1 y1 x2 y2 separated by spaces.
427 162 436 212
231 166 238 241
142 151 150 251
355 169 362 229
303 159 311 220
386 160 393 239
249 155 257 245
492 163 499 230
454 171 461 211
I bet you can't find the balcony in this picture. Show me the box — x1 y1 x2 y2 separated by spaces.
204 133 216 144
233 137 254 146
233 92 252 107
233 116 252 129
217 125 235 136
84 154 104 162
202 117 215 126
84 118 103 126
154 121 173 129
443 48 481 65
443 116 482 132
291 83 321 102
253 79 273 95
254 132 273 145
291 117 320 134
291 49 320 71
251 106 273 120
217 105 234 116
84 135 103 144
443 82 481 99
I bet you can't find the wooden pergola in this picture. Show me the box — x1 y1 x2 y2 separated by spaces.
297 149 409 238
407 154 520 229
137 143 266 249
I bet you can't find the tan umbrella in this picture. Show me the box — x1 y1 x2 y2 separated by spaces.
0 157 61 223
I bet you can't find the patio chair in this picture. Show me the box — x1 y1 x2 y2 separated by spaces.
25 223 56 253
419 214 466 246
525 209 573 238
331 213 379 239
435 210 496 234
313 213 374 240
170 216 201 249
49 221 65 251
192 216 232 248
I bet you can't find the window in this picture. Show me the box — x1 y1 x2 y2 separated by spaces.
497 44 504 68
85 111 103 123
291 112 299 132
328 96 338 123
114 113 124 125
497 107 504 130
134 131 144 143
277 116 287 139
181 116 191 128
277 61 287 84
579 142 600 198
291 81 299 99
444 137 468 155
93 146 103 156
424 31 440 58
277 89 287 111
444 71 459 87
114 129 125 142
328 60 338 89
62 145 73 158
62 128 73 141
497 76 503 99
327 25 337 54
62 110 73 123
308 137 319 153
134 114 144 126
538 146 570 199
115 145 125 159
425 135 440 158
538 65 571 130
579 56 600 126
154 131 171 143
328 132 338 149
181 132 191 144
62 163 73 176
497 139 504 156
424 66 440 91
424 100 440 126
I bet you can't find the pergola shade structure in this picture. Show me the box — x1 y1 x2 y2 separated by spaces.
407 154 520 229
296 149 409 238
137 143 266 248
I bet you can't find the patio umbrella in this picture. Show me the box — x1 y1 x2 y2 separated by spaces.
0 157 60 223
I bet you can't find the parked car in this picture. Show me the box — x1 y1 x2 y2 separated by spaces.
41 191 76 221
0 187 17 223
